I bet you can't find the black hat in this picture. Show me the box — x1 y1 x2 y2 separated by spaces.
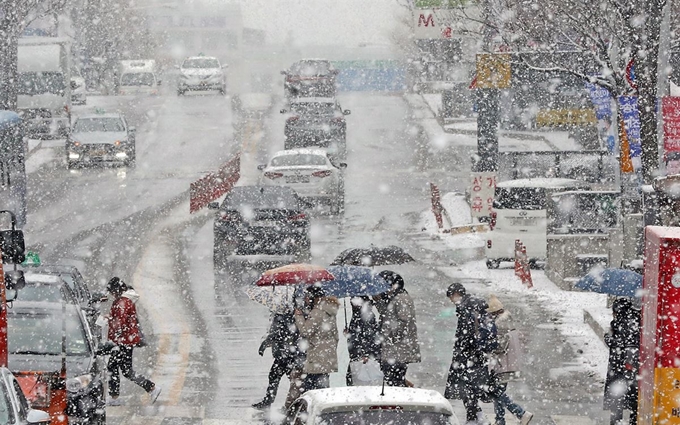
379 270 404 291
107 277 126 294
304 284 326 300
447 282 466 297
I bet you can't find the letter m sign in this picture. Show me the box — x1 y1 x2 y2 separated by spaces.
418 14 435 27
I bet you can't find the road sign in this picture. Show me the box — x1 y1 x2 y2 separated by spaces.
476 54 511 89
619 96 642 158
662 97 680 153
626 59 638 90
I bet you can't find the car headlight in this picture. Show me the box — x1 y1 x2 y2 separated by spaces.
115 152 127 158
66 374 93 393
68 152 80 159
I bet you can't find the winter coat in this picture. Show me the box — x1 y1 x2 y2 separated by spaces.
108 290 143 347
378 291 421 365
445 295 491 400
490 311 522 381
263 312 300 362
295 297 340 374
347 307 381 361
603 308 641 411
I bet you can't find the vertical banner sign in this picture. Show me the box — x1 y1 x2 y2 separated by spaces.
585 82 612 120
662 97 680 154
619 96 642 169
469 172 497 218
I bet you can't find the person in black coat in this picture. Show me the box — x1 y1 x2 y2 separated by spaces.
345 296 381 386
444 282 493 424
604 298 641 425
252 311 300 409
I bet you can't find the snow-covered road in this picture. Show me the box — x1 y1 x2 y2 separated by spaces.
22 86 612 424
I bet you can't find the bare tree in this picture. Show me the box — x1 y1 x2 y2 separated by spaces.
0 0 67 110
446 0 667 183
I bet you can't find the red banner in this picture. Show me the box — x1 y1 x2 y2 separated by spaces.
189 154 241 213
662 97 680 153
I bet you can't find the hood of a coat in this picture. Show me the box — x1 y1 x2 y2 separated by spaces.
319 297 340 316
122 289 140 304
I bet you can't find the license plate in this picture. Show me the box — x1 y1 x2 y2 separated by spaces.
511 218 538 226
286 175 310 183
253 221 280 228
91 150 106 157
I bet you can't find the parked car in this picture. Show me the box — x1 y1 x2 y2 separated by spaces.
21 265 105 336
285 386 456 424
176 56 227 95
282 97 350 159
282 59 337 98
258 149 346 215
66 112 136 168
485 177 589 269
209 186 311 269
0 367 51 424
9 302 106 425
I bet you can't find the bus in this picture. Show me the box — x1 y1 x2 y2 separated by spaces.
0 112 27 228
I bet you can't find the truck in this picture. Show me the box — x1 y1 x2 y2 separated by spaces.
117 59 160 95
17 37 72 139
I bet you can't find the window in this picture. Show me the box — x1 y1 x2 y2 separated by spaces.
74 118 125 132
291 103 336 116
182 58 220 69
18 72 65 95
0 382 12 424
120 72 155 86
271 155 327 167
291 61 331 76
8 307 91 356
318 410 452 425
494 187 547 210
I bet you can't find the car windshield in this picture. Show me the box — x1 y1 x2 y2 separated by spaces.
18 72 65 95
494 187 547 210
8 308 90 356
318 410 451 425
290 61 331 76
291 102 336 115
120 72 154 86
74 118 125 132
271 154 327 167
222 188 299 210
17 283 67 303
183 59 220 69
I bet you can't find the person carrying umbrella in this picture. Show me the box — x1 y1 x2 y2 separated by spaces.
294 285 340 393
604 298 641 425
345 296 381 386
252 310 300 409
374 271 421 387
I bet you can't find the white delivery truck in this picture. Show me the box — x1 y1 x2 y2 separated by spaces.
117 60 160 95
17 37 72 139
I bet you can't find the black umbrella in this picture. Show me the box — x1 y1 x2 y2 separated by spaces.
330 245 415 267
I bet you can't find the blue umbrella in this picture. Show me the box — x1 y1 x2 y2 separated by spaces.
574 268 642 298
322 266 391 298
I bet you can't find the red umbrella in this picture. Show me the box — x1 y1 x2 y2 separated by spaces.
255 264 335 287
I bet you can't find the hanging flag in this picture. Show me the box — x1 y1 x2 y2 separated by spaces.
619 117 634 174
618 96 642 161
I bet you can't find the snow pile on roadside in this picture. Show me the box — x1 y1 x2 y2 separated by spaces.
419 193 485 249
440 260 609 380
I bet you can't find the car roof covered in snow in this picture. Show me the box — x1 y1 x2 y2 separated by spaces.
496 178 588 190
299 386 454 416
272 148 328 158
23 273 66 285
75 113 123 120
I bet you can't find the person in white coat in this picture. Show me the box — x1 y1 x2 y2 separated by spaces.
487 295 533 425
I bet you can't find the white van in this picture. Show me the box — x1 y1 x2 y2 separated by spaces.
485 178 589 268
118 60 159 95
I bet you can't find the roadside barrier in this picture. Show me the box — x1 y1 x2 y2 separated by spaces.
189 154 241 213
514 239 533 288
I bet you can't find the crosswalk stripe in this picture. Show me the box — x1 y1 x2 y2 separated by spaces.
551 415 596 425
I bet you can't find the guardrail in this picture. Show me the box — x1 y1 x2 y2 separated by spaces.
189 154 241 213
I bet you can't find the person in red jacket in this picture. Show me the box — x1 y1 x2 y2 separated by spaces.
105 277 161 405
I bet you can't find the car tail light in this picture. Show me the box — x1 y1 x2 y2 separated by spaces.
312 170 332 178
490 211 497 230
264 172 283 179
288 212 307 221
219 211 240 222
487 240 492 249
114 140 121 146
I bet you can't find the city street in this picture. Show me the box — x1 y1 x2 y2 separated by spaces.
20 84 613 424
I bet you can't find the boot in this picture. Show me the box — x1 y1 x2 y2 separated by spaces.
252 397 273 410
